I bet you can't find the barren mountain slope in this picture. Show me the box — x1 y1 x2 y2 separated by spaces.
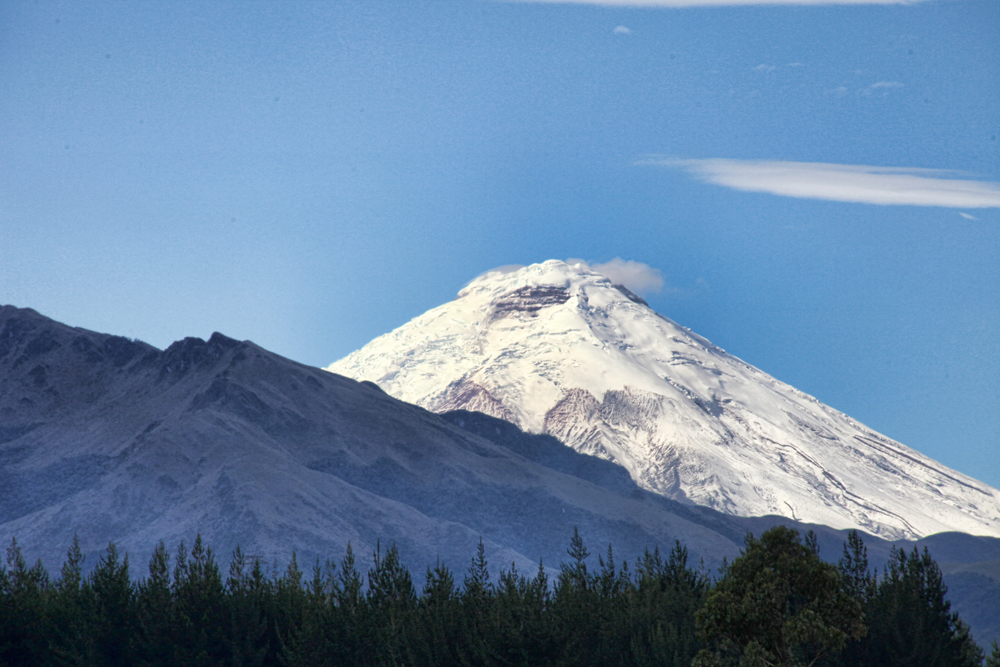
0 304 752 573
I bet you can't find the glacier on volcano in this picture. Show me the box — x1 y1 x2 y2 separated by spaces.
327 260 1000 541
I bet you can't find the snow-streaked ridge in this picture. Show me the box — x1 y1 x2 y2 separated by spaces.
327 260 1000 540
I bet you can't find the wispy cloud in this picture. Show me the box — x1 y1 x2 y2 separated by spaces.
613 25 632 34
959 212 978 220
863 80 904 96
567 258 665 295
641 158 1000 208
869 81 903 89
511 0 933 6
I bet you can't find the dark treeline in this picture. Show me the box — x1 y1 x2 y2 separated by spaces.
0 526 997 667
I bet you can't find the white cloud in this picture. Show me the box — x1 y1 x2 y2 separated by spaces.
869 81 903 89
863 80 904 96
568 258 665 295
959 212 978 220
613 25 632 34
755 64 776 72
510 0 933 6
641 158 1000 208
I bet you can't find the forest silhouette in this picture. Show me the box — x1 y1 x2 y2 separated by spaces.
0 526 994 667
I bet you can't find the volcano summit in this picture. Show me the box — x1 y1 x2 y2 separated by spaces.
328 260 1000 541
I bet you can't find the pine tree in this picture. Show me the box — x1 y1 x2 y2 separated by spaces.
864 546 983 667
225 547 267 667
337 542 363 615
459 539 497 666
271 552 308 664
410 560 462 667
588 544 632 666
629 542 708 667
833 530 874 667
368 543 417 667
553 527 602 667
0 537 51 666
283 557 342 667
986 641 1000 667
331 542 365 665
135 541 174 667
48 535 96 666
521 559 557 666
89 542 136 667
837 531 875 608
172 536 227 667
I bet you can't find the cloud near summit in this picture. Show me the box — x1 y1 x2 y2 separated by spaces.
569 258 665 295
468 260 665 296
642 158 1000 209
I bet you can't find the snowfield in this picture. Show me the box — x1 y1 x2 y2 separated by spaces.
328 260 1000 540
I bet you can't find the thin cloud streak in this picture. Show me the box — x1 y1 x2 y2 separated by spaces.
512 0 931 6
642 158 1000 209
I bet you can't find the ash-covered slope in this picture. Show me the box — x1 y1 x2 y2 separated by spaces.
0 304 761 574
327 260 1000 541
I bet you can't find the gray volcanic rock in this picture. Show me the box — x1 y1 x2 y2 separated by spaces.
0 304 747 576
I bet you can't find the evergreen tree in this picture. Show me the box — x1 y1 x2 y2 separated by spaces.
694 526 865 667
298 558 341 667
460 539 497 666
552 527 602 667
89 543 136 667
863 546 983 667
587 544 633 666
331 542 365 665
337 542 363 615
367 543 417 667
629 542 708 667
493 562 531 666
225 547 267 667
285 556 350 667
172 536 227 667
270 552 308 665
47 535 96 666
833 530 875 667
491 557 560 667
986 641 1000 667
135 542 174 667
837 531 875 608
0 537 51 666
805 531 820 556
410 561 462 667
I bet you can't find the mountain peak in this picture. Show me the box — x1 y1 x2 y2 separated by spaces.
459 259 646 301
327 262 1000 541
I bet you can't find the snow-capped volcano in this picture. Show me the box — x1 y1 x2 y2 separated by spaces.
327 260 1000 540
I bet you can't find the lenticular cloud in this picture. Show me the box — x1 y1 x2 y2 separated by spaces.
645 158 1000 209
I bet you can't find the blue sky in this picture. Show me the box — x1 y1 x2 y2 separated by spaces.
2 0 998 488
